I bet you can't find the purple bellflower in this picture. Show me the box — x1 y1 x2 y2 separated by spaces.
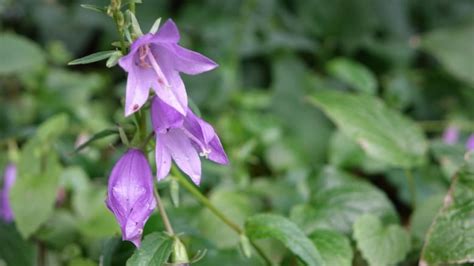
119 19 218 117
106 149 156 247
467 134 474 151
151 97 228 185
442 126 459 145
0 164 16 222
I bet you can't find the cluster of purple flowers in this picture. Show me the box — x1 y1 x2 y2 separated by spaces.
442 126 474 151
106 19 228 246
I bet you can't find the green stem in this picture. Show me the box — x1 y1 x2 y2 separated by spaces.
405 169 416 208
129 0 136 14
172 167 273 265
154 186 175 235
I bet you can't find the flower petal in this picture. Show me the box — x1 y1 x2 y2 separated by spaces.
163 44 218 75
153 19 180 43
162 129 202 185
0 164 16 222
124 68 152 117
155 136 172 181
106 149 156 247
151 96 184 134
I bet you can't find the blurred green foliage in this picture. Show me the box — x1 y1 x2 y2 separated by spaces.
1 0 474 265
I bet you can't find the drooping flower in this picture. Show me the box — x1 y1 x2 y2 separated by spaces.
151 97 228 185
106 149 156 247
442 126 459 145
0 164 16 222
466 134 474 151
119 19 218 117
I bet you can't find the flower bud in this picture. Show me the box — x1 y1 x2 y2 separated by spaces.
106 149 156 247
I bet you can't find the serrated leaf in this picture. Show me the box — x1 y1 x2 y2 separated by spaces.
353 214 410 266
421 23 474 86
327 58 377 94
0 33 45 75
309 90 427 168
420 155 474 265
245 214 325 266
126 233 173 266
0 222 35 266
310 230 353 266
68 50 117 65
291 167 398 235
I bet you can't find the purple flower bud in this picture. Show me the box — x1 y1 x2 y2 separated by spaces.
151 97 228 185
0 164 16 222
442 126 459 145
118 19 218 117
106 149 156 247
466 134 474 151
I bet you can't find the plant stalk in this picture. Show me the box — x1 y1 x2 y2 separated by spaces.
172 167 273 265
154 186 175 235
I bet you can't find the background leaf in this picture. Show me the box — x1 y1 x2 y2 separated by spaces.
0 222 35 266
326 57 377 94
309 230 353 266
245 214 325 266
309 90 427 168
422 23 474 86
353 214 410 266
0 33 45 75
420 155 474 265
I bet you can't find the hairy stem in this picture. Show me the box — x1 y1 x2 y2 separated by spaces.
172 167 273 265
154 186 175 235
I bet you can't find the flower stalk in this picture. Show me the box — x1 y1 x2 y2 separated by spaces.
171 167 273 265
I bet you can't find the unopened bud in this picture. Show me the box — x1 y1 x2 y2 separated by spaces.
172 237 189 263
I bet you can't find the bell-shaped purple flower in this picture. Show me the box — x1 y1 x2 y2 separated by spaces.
442 125 459 145
466 134 474 151
119 19 218 117
0 164 16 222
106 149 156 247
151 97 228 185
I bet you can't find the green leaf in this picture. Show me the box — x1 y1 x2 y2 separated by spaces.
421 23 474 86
353 214 410 266
10 153 62 238
68 50 117 65
0 222 35 266
421 155 474 265
34 113 69 143
126 233 173 266
74 128 118 153
326 58 377 94
309 230 353 266
80 4 106 13
309 90 427 168
291 167 398 235
0 33 45 75
245 214 325 266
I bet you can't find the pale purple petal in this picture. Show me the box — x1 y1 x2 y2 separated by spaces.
151 96 184 134
162 129 202 185
106 149 156 247
183 110 229 165
442 126 459 145
152 19 180 43
0 164 16 222
466 134 474 151
124 68 152 117
164 44 218 75
208 136 229 165
151 45 188 115
155 137 172 181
